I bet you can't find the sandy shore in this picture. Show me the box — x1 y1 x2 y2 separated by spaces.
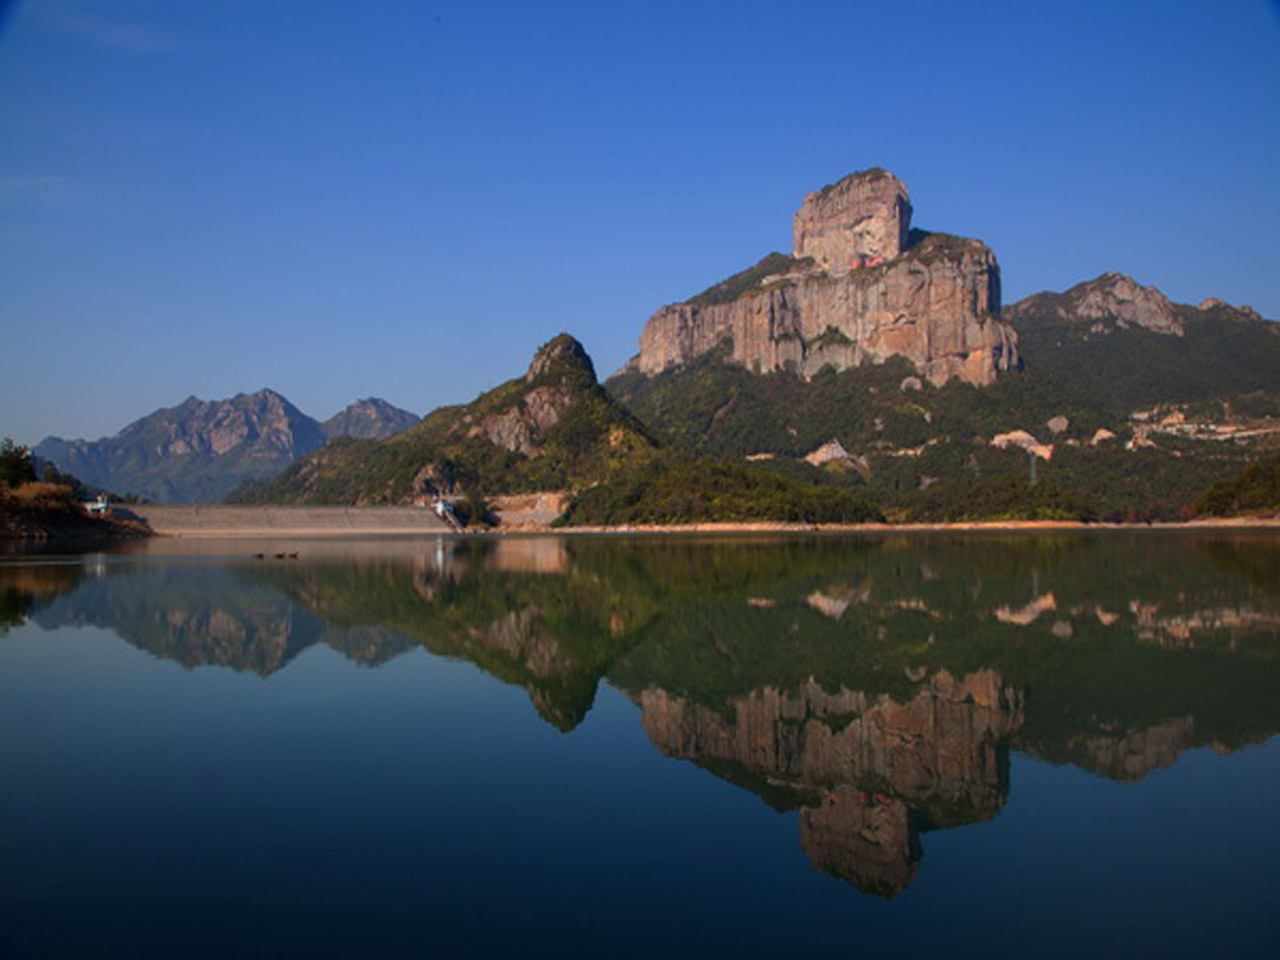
538 518 1280 535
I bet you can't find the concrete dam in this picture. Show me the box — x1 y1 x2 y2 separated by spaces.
123 505 454 537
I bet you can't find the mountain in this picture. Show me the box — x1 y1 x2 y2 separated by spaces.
33 392 420 504
622 168 1018 387
235 334 658 506
322 397 419 440
608 271 1278 521
240 335 882 526
34 390 329 504
1005 272 1280 411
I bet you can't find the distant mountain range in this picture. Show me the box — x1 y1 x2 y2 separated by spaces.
34 391 419 504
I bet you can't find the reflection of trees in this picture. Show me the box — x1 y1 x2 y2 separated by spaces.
0 563 83 635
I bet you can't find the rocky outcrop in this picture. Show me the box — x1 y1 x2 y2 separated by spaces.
633 669 1024 895
462 335 598 458
1009 272 1271 335
793 168 912 268
471 384 575 457
629 169 1019 386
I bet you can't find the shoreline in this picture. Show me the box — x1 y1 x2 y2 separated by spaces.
119 511 1280 540
11 503 1270 543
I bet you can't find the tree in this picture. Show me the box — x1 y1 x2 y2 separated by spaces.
0 438 36 489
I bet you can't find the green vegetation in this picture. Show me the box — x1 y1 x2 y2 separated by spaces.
232 335 660 510
1195 453 1280 517
1 439 37 488
237 334 881 527
1011 301 1280 411
0 438 141 541
556 455 883 526
908 475 1097 523
685 252 812 308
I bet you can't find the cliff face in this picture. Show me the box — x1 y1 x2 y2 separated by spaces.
631 169 1019 386
793 167 912 267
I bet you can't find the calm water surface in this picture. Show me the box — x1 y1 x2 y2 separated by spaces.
2 532 1278 958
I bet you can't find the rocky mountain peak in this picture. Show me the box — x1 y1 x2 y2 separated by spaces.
794 167 913 270
34 389 329 503
323 397 419 440
1067 272 1183 335
526 333 597 385
627 169 1016 387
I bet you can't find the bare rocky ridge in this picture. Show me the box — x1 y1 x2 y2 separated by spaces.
629 169 1019 386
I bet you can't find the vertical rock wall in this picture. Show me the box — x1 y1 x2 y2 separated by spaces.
630 168 1019 386
793 168 912 268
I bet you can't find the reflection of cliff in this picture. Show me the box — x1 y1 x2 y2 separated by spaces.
632 670 1023 896
800 789 919 897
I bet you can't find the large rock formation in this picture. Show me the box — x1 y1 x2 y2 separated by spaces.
629 169 1018 386
793 168 912 268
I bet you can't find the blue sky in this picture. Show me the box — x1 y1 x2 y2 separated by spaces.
3 0 1279 444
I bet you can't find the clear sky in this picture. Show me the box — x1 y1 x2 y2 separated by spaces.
3 0 1279 445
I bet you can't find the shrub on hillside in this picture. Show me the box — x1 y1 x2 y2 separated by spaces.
1195 454 1280 517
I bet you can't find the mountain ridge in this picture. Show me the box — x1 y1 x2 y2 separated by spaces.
34 390 419 504
233 334 658 507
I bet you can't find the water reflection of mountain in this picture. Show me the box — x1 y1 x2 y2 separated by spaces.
5 532 1278 896
633 671 1022 896
25 561 417 674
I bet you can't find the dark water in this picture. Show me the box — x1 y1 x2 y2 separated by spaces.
2 532 1279 958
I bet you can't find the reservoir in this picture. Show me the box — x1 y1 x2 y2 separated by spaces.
2 532 1278 957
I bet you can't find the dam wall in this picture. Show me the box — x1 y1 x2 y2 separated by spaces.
124 505 453 538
